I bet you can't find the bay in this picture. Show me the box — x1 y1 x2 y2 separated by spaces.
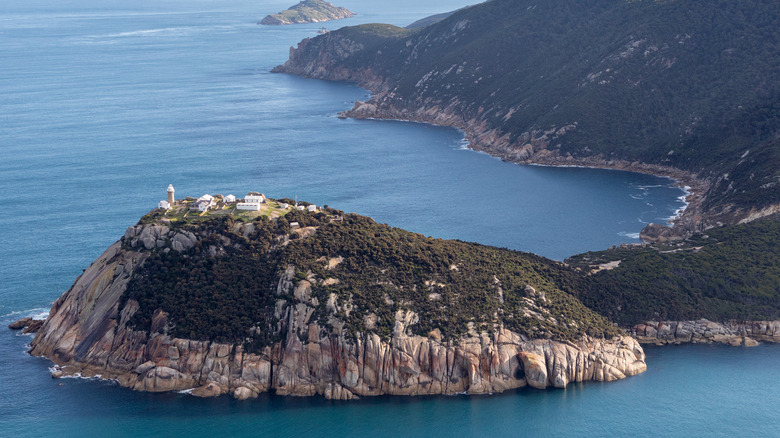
1 0 776 436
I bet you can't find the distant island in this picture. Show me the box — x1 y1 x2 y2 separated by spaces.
260 0 354 26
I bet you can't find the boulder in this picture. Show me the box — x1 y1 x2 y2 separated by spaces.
191 382 224 398
518 351 548 389
233 386 257 400
8 317 32 329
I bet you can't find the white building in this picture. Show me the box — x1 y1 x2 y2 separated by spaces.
158 201 170 210
190 194 214 212
280 203 289 209
224 194 236 203
193 200 211 212
290 222 300 230
236 202 261 211
245 194 265 204
306 205 317 212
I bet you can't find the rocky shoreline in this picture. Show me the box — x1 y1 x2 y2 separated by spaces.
341 97 710 240
632 320 780 347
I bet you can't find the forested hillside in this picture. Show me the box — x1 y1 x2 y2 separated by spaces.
275 0 780 225
567 219 780 326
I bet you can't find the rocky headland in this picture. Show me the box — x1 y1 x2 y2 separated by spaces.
24 202 648 400
260 0 354 26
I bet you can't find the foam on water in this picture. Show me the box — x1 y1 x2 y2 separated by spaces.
2 307 49 320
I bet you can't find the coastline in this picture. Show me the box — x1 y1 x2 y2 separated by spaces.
272 36 709 236
338 97 709 239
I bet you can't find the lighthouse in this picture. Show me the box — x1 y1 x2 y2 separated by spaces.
167 184 175 204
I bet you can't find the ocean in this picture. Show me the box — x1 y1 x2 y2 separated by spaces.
1 0 776 436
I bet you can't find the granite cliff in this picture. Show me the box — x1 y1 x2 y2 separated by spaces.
28 204 646 400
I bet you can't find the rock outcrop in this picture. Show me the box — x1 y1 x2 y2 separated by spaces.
29 222 647 400
8 317 45 334
632 319 780 346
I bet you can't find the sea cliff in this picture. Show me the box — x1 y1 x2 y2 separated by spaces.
28 206 647 400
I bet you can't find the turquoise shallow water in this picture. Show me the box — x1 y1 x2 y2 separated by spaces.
1 1 777 436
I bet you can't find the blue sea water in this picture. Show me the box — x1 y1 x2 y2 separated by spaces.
1 0 777 436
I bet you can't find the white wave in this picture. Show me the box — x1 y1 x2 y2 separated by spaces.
618 231 641 239
2 307 49 319
177 388 195 395
104 27 194 38
629 194 644 200
50 365 118 384
82 24 239 41
664 186 691 222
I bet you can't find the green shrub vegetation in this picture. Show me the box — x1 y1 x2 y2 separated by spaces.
120 212 620 352
567 219 780 326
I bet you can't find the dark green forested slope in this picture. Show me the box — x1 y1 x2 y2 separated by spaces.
567 219 780 326
120 211 619 351
277 0 780 219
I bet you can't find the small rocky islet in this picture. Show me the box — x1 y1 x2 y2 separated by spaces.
259 0 354 26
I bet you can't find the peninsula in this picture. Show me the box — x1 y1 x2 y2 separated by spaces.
24 189 647 400
260 0 354 26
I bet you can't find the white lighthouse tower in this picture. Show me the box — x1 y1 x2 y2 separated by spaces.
167 184 175 204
